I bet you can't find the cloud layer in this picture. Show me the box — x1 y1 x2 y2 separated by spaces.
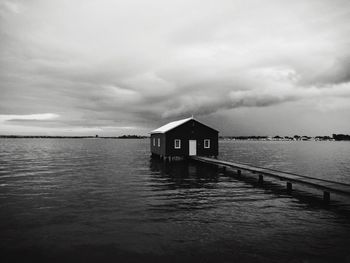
1 0 350 135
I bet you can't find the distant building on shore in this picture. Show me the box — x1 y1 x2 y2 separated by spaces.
150 117 219 159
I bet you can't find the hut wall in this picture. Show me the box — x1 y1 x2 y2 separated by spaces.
165 119 218 157
150 133 166 156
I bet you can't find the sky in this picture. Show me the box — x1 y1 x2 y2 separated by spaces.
1 0 350 136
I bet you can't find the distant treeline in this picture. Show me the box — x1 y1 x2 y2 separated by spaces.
0 135 148 139
115 135 148 139
332 134 350 141
220 135 334 141
1 134 348 140
221 136 269 140
0 135 95 139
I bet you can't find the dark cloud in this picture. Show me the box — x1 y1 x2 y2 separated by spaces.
310 56 350 85
1 0 350 135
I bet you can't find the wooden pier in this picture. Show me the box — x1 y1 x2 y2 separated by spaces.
190 156 350 203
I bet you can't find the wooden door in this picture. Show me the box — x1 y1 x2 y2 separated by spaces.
189 140 197 156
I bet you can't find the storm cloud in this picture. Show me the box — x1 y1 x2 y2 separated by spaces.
1 0 350 135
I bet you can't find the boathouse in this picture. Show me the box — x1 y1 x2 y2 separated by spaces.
150 117 219 158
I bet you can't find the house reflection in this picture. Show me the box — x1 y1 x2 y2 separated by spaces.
149 157 220 190
147 158 222 212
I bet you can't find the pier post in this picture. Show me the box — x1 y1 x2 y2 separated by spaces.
222 166 226 173
237 169 241 175
286 182 292 193
323 191 330 204
258 174 264 184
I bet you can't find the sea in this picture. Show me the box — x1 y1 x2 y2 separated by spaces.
0 139 349 263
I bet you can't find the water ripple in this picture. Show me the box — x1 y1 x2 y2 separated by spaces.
0 139 349 262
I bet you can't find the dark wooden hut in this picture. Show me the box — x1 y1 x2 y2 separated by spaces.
150 117 219 159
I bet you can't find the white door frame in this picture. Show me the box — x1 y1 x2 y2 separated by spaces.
189 140 197 156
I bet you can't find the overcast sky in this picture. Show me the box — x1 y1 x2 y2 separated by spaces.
1 0 350 136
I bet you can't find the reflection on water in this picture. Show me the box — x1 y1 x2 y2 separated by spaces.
0 139 350 263
150 158 220 188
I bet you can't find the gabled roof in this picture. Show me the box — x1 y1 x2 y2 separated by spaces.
150 117 218 134
150 117 193 134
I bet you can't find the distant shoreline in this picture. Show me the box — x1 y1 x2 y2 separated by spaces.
0 135 148 139
1 134 349 141
220 135 350 141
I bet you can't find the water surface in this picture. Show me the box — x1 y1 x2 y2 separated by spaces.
0 139 349 262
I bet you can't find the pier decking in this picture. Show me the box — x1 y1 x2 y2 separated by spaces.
190 156 350 203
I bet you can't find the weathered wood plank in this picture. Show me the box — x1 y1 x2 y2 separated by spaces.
190 156 350 197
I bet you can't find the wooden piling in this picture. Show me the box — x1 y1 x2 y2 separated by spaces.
323 191 330 204
258 174 264 184
237 169 241 175
286 182 292 193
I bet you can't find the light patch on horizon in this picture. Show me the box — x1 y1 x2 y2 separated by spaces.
0 113 143 135
1 0 350 135
0 113 59 122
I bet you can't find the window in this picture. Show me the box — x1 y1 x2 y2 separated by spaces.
158 138 160 147
153 138 155 146
174 139 181 149
204 139 210 148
